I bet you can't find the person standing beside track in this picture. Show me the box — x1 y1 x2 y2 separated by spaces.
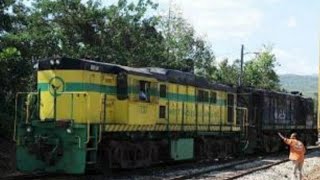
278 132 306 180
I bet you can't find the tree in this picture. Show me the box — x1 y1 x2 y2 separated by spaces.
158 4 216 75
214 59 239 85
0 0 15 34
1 0 164 66
2 0 217 72
0 47 32 137
213 45 280 90
243 46 280 90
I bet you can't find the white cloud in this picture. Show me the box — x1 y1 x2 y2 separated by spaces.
273 48 316 75
155 0 316 75
264 0 285 4
155 0 264 40
287 16 297 28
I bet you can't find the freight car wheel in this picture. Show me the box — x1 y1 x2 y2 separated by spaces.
263 135 271 153
270 136 281 152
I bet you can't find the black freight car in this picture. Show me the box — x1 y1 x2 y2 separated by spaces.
238 88 317 153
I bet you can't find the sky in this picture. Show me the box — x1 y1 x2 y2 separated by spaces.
152 0 320 75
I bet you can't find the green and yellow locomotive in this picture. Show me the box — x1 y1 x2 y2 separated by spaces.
14 57 247 174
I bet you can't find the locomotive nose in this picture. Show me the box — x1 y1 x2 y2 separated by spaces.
27 135 62 165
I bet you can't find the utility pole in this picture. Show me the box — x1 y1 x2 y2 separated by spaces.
318 36 320 134
238 44 244 87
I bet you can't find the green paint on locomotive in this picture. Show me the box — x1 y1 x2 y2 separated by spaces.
38 82 227 104
16 120 87 174
170 138 194 160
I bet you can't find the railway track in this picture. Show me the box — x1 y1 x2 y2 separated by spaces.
224 158 289 180
0 157 295 180
170 146 319 180
1 158 255 180
195 158 289 180
166 156 286 180
4 147 318 180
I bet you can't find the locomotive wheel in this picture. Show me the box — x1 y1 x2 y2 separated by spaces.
113 144 124 168
195 138 206 160
217 140 227 158
97 145 111 170
149 143 159 164
134 143 147 167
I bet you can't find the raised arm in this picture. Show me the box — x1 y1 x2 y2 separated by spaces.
278 132 292 145
278 132 286 140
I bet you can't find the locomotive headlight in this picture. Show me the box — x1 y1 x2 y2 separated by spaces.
55 60 60 65
50 60 54 65
26 126 32 133
66 127 73 134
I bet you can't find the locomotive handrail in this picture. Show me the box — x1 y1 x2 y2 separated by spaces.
75 135 82 149
13 92 38 142
98 94 106 143
236 107 249 139
98 95 103 143
85 93 91 144
25 92 38 124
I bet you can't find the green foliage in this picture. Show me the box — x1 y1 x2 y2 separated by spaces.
214 59 239 85
214 45 280 90
0 47 33 138
2 0 165 66
2 0 217 71
158 6 216 76
243 46 280 90
0 0 15 33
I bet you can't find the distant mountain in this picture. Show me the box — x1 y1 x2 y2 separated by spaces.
279 74 318 99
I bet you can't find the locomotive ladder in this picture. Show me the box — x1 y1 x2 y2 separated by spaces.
86 124 99 165
86 94 106 166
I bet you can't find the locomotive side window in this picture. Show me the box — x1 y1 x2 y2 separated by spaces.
160 84 167 98
159 105 166 118
210 91 217 104
197 90 203 102
139 80 150 102
203 91 209 102
116 72 128 100
197 90 209 102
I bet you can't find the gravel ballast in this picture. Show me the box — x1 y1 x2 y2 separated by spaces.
236 150 320 180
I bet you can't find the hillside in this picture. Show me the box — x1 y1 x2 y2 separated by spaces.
279 74 318 99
